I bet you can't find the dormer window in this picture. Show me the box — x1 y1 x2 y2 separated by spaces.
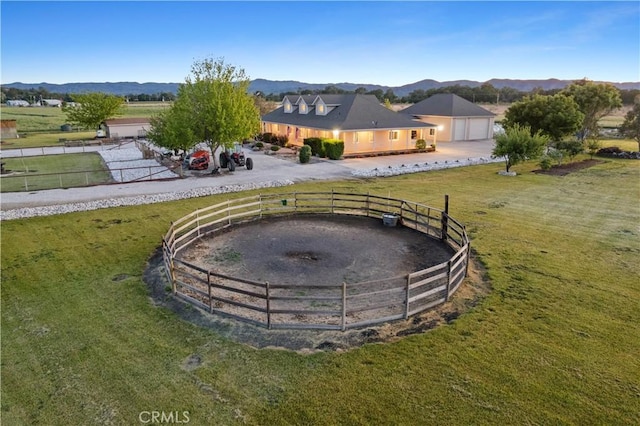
284 99 292 113
317 104 325 115
299 103 308 114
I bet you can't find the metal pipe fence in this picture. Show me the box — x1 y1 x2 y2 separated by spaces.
163 192 470 330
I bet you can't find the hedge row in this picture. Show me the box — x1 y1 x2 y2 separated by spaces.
303 137 344 160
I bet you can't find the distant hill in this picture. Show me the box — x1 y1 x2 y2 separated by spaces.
3 78 639 97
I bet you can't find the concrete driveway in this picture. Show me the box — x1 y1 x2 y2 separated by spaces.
0 140 496 210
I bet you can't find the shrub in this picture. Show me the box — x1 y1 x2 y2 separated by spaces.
276 134 289 147
586 139 601 159
415 139 427 150
539 155 552 170
323 139 344 160
299 145 312 163
303 137 325 157
261 132 273 143
547 148 564 166
270 145 280 152
254 141 264 149
554 139 583 161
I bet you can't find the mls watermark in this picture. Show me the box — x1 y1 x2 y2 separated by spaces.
138 411 190 424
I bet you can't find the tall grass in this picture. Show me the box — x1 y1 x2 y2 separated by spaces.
1 158 639 424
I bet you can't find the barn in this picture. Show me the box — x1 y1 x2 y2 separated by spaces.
102 118 151 139
400 94 495 142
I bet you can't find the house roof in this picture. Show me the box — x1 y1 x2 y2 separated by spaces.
400 93 495 117
104 118 151 126
263 94 435 131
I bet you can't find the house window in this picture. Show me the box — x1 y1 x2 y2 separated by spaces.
284 101 292 113
300 103 308 114
317 104 325 115
429 128 435 136
411 130 418 139
354 132 359 144
389 130 399 141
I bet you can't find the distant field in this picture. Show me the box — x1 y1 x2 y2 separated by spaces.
0 102 171 148
0 101 171 133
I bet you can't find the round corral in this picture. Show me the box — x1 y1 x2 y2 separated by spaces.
160 192 472 335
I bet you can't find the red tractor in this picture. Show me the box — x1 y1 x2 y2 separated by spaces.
183 150 210 170
219 143 254 171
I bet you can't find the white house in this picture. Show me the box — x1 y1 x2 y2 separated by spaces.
261 94 437 155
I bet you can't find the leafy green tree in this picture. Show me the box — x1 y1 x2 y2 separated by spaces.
147 95 196 155
503 94 584 142
620 101 640 151
493 124 548 173
384 89 397 103
562 79 622 141
175 57 260 167
62 93 125 130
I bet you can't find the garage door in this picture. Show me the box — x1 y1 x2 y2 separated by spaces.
468 118 489 140
453 119 466 141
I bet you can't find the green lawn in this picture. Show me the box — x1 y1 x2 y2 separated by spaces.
1 153 112 192
1 158 639 425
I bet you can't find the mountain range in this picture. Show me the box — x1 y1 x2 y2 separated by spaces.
3 78 639 97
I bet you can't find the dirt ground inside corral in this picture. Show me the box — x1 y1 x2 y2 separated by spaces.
144 215 491 352
181 215 454 287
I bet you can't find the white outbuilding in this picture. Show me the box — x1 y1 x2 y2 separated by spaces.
102 118 151 139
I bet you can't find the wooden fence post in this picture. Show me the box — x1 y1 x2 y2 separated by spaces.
405 274 411 319
266 282 271 329
341 282 347 331
441 194 449 242
445 260 452 301
208 272 213 313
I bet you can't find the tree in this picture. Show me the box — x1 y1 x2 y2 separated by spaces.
493 124 548 173
562 79 622 141
164 57 260 168
384 89 397 103
147 95 196 156
62 93 125 130
620 101 640 151
252 92 278 116
503 94 584 142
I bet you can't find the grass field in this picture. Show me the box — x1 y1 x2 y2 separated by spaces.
1 158 638 424
0 102 170 148
0 153 112 192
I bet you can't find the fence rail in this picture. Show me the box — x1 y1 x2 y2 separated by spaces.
162 192 470 330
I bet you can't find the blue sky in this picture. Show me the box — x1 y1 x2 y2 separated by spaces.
1 1 638 85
